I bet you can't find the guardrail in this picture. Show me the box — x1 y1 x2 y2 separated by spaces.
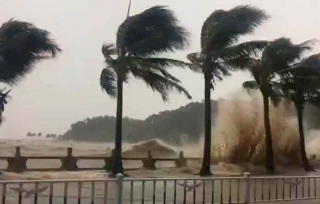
0 147 198 173
1 173 320 203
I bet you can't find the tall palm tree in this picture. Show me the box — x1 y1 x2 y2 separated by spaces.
0 19 61 119
101 6 195 175
187 5 269 176
243 38 314 173
278 53 320 171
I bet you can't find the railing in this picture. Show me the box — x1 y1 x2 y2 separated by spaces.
1 173 320 203
0 147 197 173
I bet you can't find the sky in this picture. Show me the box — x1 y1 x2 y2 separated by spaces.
0 0 320 138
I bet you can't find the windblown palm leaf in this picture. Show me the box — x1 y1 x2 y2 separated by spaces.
0 88 10 125
130 68 191 101
117 6 189 57
243 80 259 90
279 53 320 102
0 19 61 84
0 88 10 112
262 38 315 73
245 38 313 90
293 53 320 75
201 5 269 52
100 68 117 97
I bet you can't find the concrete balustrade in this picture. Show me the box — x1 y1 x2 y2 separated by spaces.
0 147 199 173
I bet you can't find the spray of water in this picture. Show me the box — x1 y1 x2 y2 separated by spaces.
211 92 301 166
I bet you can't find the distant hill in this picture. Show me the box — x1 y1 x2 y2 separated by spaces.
61 99 320 145
61 101 218 145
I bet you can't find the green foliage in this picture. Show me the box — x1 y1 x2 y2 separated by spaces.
0 19 61 84
101 6 194 101
117 6 189 56
244 38 312 98
0 88 10 112
0 19 61 125
189 5 268 89
278 53 320 107
201 5 269 52
61 101 218 145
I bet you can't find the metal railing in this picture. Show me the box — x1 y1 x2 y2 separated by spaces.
1 173 320 203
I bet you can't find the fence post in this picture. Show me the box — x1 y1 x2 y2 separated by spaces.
244 172 251 204
116 173 124 204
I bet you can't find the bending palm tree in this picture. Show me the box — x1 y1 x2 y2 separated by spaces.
101 6 195 175
187 5 268 176
243 38 314 173
0 19 61 121
278 53 320 171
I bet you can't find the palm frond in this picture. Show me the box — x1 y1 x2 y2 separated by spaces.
0 87 10 112
187 52 203 66
222 56 255 70
294 53 320 75
102 43 117 62
309 94 320 107
128 57 180 82
117 5 189 56
0 19 62 84
262 38 314 73
132 57 200 72
201 5 268 52
100 68 117 97
211 63 231 77
219 40 269 59
130 68 191 101
243 80 260 91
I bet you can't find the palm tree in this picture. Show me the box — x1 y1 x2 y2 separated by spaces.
187 5 269 176
243 38 314 173
0 19 61 119
278 53 320 171
100 6 195 174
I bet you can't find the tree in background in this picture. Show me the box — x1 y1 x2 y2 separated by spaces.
0 19 61 120
187 5 268 176
243 38 314 173
278 53 320 171
100 6 195 174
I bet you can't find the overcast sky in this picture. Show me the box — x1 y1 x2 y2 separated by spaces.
0 0 319 138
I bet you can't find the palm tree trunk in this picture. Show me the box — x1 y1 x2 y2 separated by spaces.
112 77 124 175
262 93 275 174
200 75 212 176
295 103 313 171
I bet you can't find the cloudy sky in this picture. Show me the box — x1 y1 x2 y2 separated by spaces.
0 0 319 138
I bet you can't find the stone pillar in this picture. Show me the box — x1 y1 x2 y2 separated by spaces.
6 146 27 173
104 150 113 172
175 151 187 168
142 150 156 170
60 147 78 171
